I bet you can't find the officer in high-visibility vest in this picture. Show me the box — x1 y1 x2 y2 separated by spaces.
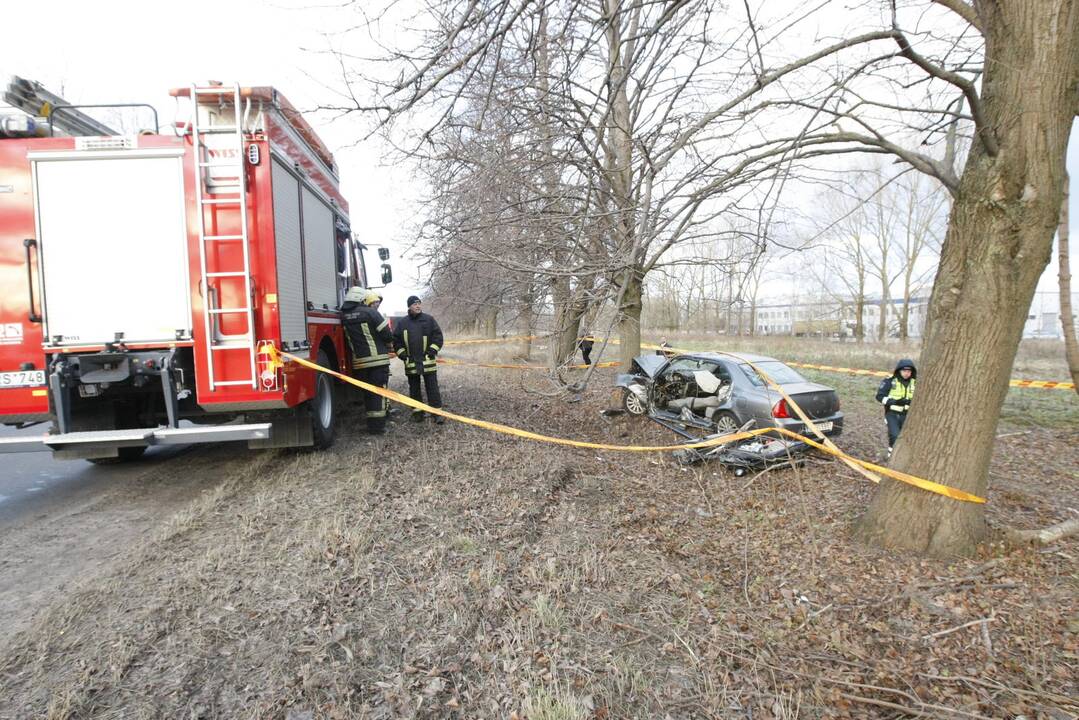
875 358 916 456
342 287 393 434
393 295 445 423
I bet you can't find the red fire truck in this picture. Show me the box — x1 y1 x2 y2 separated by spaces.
0 81 390 461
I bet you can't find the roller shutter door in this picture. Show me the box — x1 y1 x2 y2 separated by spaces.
301 188 337 311
271 158 307 345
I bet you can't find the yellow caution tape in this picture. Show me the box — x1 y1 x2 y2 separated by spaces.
268 345 985 504
589 338 1074 391
277 348 770 451
437 358 620 370
786 360 1074 390
1007 378 1075 390
443 335 537 346
767 428 985 504
785 361 888 378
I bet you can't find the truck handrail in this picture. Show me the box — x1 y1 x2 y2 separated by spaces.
48 104 159 136
22 238 41 323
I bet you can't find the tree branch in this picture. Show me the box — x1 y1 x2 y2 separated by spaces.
930 0 983 34
890 10 996 156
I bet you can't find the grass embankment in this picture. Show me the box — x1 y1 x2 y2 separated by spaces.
0 362 1075 719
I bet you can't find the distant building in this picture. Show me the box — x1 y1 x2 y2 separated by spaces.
754 291 1077 339
754 296 930 338
1025 291 1078 339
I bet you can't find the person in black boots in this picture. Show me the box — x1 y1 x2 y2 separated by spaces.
578 331 594 366
393 295 445 423
875 358 916 457
341 287 393 434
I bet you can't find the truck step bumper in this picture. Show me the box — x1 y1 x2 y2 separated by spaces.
0 423 272 454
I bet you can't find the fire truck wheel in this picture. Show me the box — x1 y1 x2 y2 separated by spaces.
310 349 336 449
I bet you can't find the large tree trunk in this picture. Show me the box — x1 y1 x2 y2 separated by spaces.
519 283 535 360
481 306 498 338
854 278 865 342
604 0 641 369
1059 172 1079 394
856 0 1079 557
877 284 889 341
549 277 573 368
725 280 734 335
618 271 643 370
899 272 912 340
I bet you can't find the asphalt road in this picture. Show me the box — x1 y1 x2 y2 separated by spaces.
0 422 187 526
0 423 234 648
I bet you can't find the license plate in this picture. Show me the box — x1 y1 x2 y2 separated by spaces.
813 420 833 432
0 370 46 388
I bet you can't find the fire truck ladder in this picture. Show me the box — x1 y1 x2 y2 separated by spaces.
190 83 257 391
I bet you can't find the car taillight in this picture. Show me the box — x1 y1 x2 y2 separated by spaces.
772 398 791 418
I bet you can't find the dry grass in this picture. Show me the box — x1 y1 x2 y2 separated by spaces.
0 359 1076 719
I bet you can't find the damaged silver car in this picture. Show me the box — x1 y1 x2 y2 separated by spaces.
616 351 844 439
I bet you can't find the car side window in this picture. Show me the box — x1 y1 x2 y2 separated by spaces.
705 362 732 384
665 357 699 374
739 361 805 386
739 364 765 387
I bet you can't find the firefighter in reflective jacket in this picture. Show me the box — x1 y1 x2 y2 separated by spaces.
342 287 393 434
875 358 916 455
393 295 444 423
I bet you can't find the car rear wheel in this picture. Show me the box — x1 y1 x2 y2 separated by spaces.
713 411 740 435
622 388 647 416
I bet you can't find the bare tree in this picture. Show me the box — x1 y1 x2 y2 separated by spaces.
327 0 896 369
894 172 947 339
853 0 1079 556
864 168 900 340
1059 172 1079 393
326 0 1079 556
808 177 877 341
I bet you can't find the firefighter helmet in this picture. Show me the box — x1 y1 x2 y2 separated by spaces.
345 286 367 303
364 290 381 306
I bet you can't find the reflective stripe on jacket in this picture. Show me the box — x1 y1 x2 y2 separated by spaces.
342 301 393 369
393 311 444 375
876 377 915 412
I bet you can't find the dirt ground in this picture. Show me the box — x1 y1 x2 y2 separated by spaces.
0 443 235 647
0 354 1076 719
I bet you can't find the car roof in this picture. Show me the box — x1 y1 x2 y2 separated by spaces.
684 351 779 364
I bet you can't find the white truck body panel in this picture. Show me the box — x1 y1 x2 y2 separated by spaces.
32 151 191 345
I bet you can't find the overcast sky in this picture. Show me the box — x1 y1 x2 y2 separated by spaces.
1 0 423 311
2 0 1075 314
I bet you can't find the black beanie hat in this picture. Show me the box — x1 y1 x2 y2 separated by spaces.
407 295 422 307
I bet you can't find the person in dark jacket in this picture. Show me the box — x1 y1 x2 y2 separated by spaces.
578 332 594 366
875 358 916 455
393 295 445 423
342 287 393 434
